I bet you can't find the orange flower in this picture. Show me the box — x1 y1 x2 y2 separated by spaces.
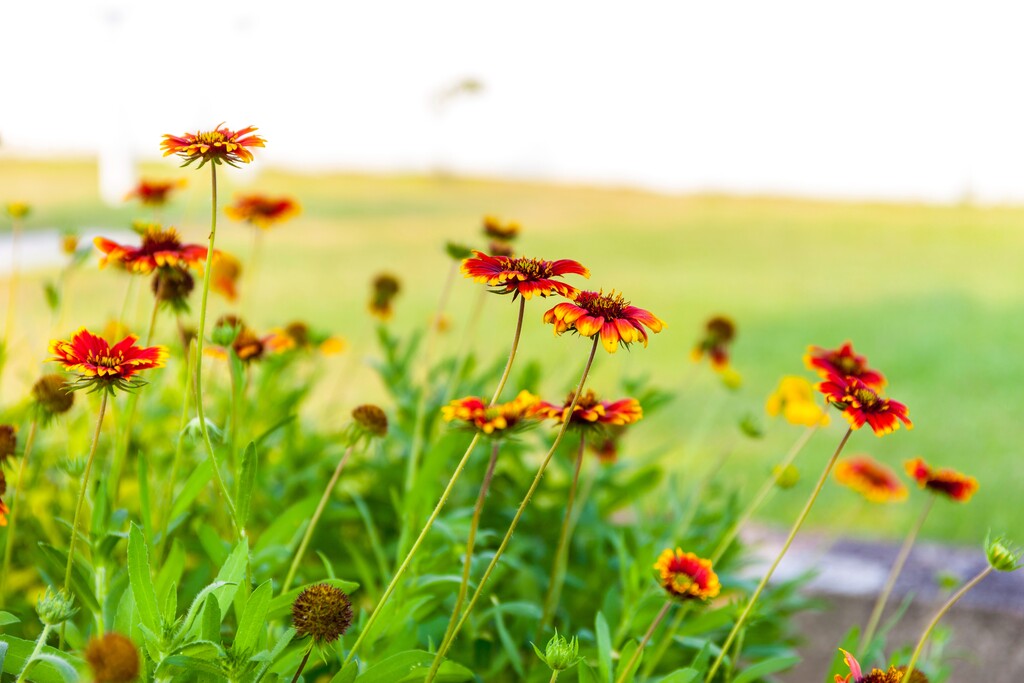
225 194 300 229
125 179 186 206
654 548 721 601
94 224 208 274
211 251 242 301
834 649 927 683
462 251 589 300
904 458 978 502
817 374 911 436
805 342 886 390
544 289 664 353
441 390 542 436
161 124 265 168
536 390 642 431
50 329 167 393
691 315 736 371
834 456 908 503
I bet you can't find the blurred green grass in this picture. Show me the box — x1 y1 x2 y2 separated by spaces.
2 157 1020 544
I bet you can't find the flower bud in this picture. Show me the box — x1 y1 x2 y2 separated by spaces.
36 587 78 626
533 631 583 672
445 241 474 260
985 533 1022 572
773 464 800 489
738 414 764 439
32 374 75 420
212 315 243 347
350 404 388 443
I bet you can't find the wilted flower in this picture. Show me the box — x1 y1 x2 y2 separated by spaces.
125 178 186 206
654 548 721 601
818 374 911 436
151 265 195 311
536 390 642 431
442 390 542 437
32 374 77 424
50 328 168 394
765 376 829 427
462 251 589 300
544 289 664 353
904 458 978 502
36 587 78 626
985 533 1022 572
161 124 265 168
806 342 886 390
292 583 354 645
225 193 300 229
834 456 908 503
95 224 208 274
532 631 584 672
0 425 15 463
84 632 140 683
369 273 401 320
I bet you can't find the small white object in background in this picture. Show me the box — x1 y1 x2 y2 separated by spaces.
0 229 135 275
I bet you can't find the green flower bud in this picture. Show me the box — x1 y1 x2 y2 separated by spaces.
532 631 583 672
212 315 243 347
738 413 764 439
445 241 474 260
985 532 1022 572
36 587 78 626
773 464 800 490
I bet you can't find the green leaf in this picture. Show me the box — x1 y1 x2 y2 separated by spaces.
233 580 272 654
614 641 640 683
178 581 231 640
128 523 163 635
43 281 59 312
596 612 613 683
169 457 214 521
353 650 474 682
732 655 801 683
266 578 359 621
0 635 84 683
236 441 259 530
213 539 250 616
0 612 19 626
657 669 700 683
578 664 601 683
250 627 295 682
37 544 100 614
489 596 523 676
201 596 222 643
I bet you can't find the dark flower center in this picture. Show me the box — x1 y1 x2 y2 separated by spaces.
140 228 183 253
575 290 627 318
852 387 879 407
509 257 554 279
88 353 124 369
195 130 229 144
835 355 863 375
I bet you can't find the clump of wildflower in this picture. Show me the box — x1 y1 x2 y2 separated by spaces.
0 425 15 463
904 458 978 502
834 649 929 683
536 390 642 431
442 390 542 437
95 224 208 274
462 251 589 300
835 456 908 503
6 202 30 219
225 193 300 229
985 533 1022 572
292 583 354 645
125 178 186 206
654 548 721 601
369 273 401 320
161 124 265 168
544 289 664 353
765 376 830 427
817 374 911 436
773 464 801 489
36 587 78 626
84 632 140 683
49 329 168 394
806 342 886 389
532 631 584 672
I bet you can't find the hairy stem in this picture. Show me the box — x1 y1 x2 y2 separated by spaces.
614 601 672 683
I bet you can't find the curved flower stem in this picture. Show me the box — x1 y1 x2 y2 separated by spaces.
281 445 355 594
15 623 53 683
614 601 672 683
1 418 38 597
425 441 501 681
427 337 600 680
60 391 109 647
704 427 853 683
538 433 587 636
155 340 197 566
710 424 820 563
859 495 935 652
194 163 239 534
640 601 694 678
902 565 993 681
489 296 526 405
548 671 560 683
290 642 314 683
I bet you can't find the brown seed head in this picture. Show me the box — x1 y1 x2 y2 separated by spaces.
84 632 140 683
0 425 16 462
291 583 354 644
32 374 75 417
352 404 388 439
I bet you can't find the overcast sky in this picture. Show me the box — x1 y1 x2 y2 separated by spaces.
3 1 1024 202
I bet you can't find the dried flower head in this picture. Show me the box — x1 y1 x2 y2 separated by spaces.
544 289 664 353
536 390 642 432
225 193 300 229
50 328 168 394
818 374 911 436
36 587 78 626
806 342 886 390
151 265 195 312
765 376 830 427
125 178 186 206
292 583 354 645
835 456 908 503
654 548 721 601
95 224 208 275
352 404 389 440
369 273 401 320
84 632 140 683
903 458 978 502
161 124 265 168
0 425 15 463
442 390 542 437
462 250 589 300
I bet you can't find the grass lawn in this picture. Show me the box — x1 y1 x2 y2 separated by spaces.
2 157 1021 544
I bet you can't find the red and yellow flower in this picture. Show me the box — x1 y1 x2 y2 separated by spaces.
211 251 242 301
441 390 542 436
805 342 886 390
50 329 168 393
536 390 642 431
765 376 830 427
834 649 928 683
225 194 300 229
161 124 265 168
691 315 736 370
95 224 208 274
462 251 589 300
125 179 186 206
817 374 911 436
482 215 520 241
654 548 721 601
904 458 978 503
834 455 908 503
544 289 664 353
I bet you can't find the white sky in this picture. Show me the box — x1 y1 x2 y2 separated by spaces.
3 0 1024 202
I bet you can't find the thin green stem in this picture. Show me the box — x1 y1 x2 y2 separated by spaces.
281 445 355 594
15 623 53 683
710 424 820 563
425 441 500 681
614 601 672 683
155 340 197 566
538 433 587 635
641 602 693 678
489 296 526 404
194 162 239 533
548 671 560 683
859 495 935 652
1 419 38 597
428 337 600 679
902 566 993 682
705 427 853 682
290 642 314 683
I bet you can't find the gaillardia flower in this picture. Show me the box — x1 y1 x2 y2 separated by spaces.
904 458 978 502
50 329 168 393
442 390 542 436
211 251 242 301
691 315 736 370
834 649 928 683
536 390 642 431
806 342 886 390
369 273 401 320
84 633 140 683
0 425 15 463
544 289 664 353
765 376 829 427
292 583 354 645
125 178 186 206
161 124 265 168
834 455 908 503
817 374 911 436
225 193 300 229
482 214 520 241
462 251 589 300
654 548 721 601
95 224 208 274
